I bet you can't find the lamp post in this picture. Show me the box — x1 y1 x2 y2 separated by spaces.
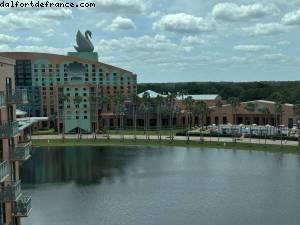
298 120 300 148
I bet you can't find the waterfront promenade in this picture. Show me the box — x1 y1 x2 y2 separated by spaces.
31 134 299 147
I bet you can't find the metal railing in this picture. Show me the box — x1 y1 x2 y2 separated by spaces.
0 122 19 138
10 141 31 161
12 195 32 217
0 161 8 182
0 92 4 107
3 89 28 104
0 181 22 202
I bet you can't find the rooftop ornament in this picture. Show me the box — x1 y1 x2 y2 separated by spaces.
74 30 94 52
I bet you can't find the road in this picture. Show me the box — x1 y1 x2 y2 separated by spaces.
31 134 300 147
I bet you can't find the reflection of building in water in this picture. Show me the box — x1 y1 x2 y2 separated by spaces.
20 147 137 185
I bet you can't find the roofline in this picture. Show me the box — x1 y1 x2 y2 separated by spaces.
0 52 134 74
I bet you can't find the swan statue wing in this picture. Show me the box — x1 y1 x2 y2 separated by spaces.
74 30 94 52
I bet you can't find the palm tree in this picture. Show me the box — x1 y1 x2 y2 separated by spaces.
131 94 140 141
245 102 256 144
259 106 271 145
227 97 240 143
113 92 126 141
141 92 151 140
184 96 194 142
293 103 300 148
155 95 164 141
194 101 208 142
74 96 83 139
96 95 111 137
275 101 284 145
61 95 69 140
89 95 97 139
166 93 177 142
216 100 223 143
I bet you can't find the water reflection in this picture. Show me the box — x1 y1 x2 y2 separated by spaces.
21 147 139 186
20 147 300 225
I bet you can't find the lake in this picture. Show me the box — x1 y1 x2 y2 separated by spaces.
20 146 300 225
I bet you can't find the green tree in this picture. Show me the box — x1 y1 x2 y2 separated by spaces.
113 92 126 141
166 93 177 142
227 97 240 143
184 96 194 142
74 96 83 139
216 100 223 143
155 95 165 141
61 95 69 140
293 103 300 148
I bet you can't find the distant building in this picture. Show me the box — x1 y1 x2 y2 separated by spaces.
0 56 32 224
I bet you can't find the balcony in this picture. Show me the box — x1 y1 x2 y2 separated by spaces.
6 89 28 104
0 161 9 183
0 122 19 138
0 181 22 202
12 195 32 217
0 92 4 107
10 141 31 161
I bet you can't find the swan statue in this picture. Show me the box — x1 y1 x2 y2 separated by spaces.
74 30 94 52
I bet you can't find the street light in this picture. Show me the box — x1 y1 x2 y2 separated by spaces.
297 120 300 148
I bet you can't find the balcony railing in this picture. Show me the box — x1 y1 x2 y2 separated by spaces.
12 195 32 217
0 122 19 138
5 89 28 104
0 92 4 107
0 181 22 202
0 161 9 183
10 141 31 161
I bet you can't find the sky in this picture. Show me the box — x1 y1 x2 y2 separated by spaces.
1 0 300 83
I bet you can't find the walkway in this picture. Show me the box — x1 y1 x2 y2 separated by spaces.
31 134 299 147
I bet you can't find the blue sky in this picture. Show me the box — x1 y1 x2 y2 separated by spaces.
1 0 300 83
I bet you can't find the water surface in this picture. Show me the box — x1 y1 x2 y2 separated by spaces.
21 146 300 225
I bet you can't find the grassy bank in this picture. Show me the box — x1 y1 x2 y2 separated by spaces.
32 139 300 154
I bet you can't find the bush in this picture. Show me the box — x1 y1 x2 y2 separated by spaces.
176 131 242 138
244 134 298 141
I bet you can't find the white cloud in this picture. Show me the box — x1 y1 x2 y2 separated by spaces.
42 29 55 37
212 3 279 22
96 20 107 28
81 0 148 14
0 9 72 31
243 23 288 36
281 9 300 25
233 44 273 52
181 36 206 45
108 16 136 30
0 34 19 44
153 13 214 33
34 8 72 19
26 36 43 43
0 44 72 54
97 35 177 53
149 11 162 19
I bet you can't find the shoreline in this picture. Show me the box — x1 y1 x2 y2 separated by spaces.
32 138 300 155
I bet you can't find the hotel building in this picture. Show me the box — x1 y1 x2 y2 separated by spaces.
0 56 32 225
0 51 137 134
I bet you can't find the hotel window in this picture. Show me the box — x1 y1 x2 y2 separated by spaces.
84 116 87 119
85 78 89 81
76 116 79 119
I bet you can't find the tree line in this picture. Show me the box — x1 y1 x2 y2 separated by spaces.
138 81 300 104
